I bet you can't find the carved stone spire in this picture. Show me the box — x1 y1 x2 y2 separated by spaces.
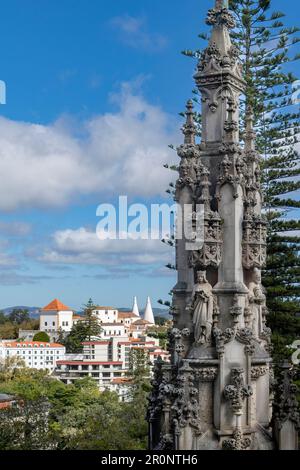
245 106 256 153
148 1 275 452
194 0 244 145
182 100 196 145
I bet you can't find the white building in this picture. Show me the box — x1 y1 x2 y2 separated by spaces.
92 306 118 324
129 319 151 338
55 360 125 390
100 323 126 338
39 299 74 334
0 341 65 372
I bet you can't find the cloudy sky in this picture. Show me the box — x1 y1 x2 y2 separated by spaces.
0 0 298 310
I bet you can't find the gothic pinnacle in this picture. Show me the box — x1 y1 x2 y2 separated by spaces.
245 106 256 152
182 99 196 145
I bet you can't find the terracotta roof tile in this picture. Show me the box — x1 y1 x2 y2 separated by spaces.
42 299 72 312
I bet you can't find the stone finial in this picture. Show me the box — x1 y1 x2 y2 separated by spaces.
245 105 256 152
182 100 196 145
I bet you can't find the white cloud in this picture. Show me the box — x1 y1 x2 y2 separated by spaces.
0 83 178 211
39 227 173 270
110 15 168 52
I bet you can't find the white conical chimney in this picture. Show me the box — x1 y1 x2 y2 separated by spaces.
143 297 155 324
132 296 140 317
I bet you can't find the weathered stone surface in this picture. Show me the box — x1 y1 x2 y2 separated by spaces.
148 0 280 450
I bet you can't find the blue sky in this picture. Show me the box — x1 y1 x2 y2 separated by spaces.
0 0 299 311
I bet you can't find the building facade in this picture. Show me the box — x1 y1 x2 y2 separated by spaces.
0 341 65 372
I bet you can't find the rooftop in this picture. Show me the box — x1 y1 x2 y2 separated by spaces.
118 312 138 319
42 299 72 312
4 341 64 348
93 306 117 311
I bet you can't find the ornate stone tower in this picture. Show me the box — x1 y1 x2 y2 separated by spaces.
148 0 275 450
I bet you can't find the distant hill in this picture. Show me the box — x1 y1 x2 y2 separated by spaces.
1 306 171 320
1 306 41 318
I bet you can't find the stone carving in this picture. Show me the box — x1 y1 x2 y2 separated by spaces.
149 0 275 450
242 215 267 269
273 362 300 432
148 358 169 422
171 364 202 435
230 294 243 326
194 367 218 382
156 433 173 450
188 211 222 270
223 428 251 450
213 326 235 355
251 366 268 381
206 6 236 30
168 327 191 359
197 42 222 74
216 154 243 200
248 268 266 338
224 367 253 415
191 271 214 345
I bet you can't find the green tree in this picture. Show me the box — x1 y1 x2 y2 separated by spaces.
33 331 50 342
0 322 18 340
8 309 30 325
81 298 102 341
0 311 6 325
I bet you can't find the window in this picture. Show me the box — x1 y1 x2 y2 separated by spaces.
103 372 111 377
52 321 55 326
45 322 48 326
66 321 68 326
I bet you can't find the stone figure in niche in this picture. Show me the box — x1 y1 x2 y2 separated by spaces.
191 271 214 345
248 268 266 338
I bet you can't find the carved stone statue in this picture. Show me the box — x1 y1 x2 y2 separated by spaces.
191 271 214 344
248 268 266 338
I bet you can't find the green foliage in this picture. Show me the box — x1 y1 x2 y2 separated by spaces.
8 309 30 325
0 322 18 339
0 311 6 325
62 299 102 353
33 331 50 342
147 324 169 349
0 359 149 450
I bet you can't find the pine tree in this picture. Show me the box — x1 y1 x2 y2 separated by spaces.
81 298 102 342
181 0 300 361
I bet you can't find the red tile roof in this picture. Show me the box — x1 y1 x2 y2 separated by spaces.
131 319 150 325
118 312 138 318
42 299 72 312
82 341 110 345
4 341 64 348
111 378 132 385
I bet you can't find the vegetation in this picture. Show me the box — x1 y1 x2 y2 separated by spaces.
32 331 50 342
0 359 149 450
147 324 169 349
